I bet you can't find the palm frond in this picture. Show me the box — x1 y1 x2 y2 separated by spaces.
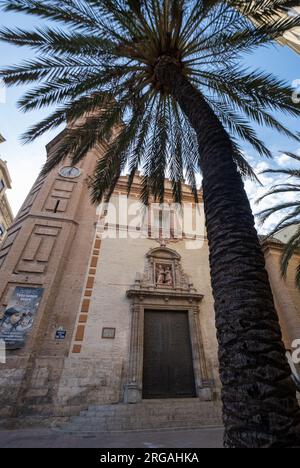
261 168 300 178
281 226 300 279
1 0 299 207
256 150 300 288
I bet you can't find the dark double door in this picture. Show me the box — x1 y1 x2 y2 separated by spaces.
143 310 196 399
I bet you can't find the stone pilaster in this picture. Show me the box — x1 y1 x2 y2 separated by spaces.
124 302 143 403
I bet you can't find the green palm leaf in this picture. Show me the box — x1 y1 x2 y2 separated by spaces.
257 152 300 288
1 0 300 206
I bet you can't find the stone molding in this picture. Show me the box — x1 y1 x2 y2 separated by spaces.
125 246 213 404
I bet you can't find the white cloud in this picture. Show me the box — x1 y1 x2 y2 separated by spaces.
2 139 48 216
247 153 299 235
277 149 300 167
277 153 290 167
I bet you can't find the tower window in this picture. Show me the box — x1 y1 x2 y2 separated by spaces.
0 224 5 237
148 205 180 240
0 180 5 193
53 200 61 213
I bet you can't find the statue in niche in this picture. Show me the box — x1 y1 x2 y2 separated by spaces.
156 265 166 285
156 264 174 287
165 267 174 287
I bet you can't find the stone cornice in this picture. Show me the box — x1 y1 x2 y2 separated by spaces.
126 288 203 303
0 159 12 189
46 129 68 155
236 3 300 55
6 212 79 237
0 195 14 225
260 237 284 253
115 174 203 203
260 237 300 259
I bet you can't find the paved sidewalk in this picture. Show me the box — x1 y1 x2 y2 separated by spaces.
0 426 224 448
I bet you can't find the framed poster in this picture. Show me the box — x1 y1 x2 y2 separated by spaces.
0 287 44 350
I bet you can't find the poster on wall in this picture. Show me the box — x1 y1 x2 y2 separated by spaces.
0 287 44 350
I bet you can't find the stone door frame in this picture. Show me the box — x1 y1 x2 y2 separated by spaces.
124 290 213 403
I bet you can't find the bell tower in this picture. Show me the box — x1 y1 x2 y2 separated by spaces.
0 130 105 419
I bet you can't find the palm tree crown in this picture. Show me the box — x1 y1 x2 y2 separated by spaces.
1 0 300 204
257 152 300 288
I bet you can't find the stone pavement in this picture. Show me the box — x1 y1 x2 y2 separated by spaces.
0 426 224 448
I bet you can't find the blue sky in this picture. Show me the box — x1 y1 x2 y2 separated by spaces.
0 9 299 233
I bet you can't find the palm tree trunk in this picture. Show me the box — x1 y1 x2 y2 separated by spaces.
155 59 300 448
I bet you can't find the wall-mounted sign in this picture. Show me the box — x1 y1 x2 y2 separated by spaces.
102 328 116 339
0 287 44 350
55 328 67 340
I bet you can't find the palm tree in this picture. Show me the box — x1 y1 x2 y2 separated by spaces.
1 0 300 448
257 152 300 289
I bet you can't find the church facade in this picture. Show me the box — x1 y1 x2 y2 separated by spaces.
0 132 299 428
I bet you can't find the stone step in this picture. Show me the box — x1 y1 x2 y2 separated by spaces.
76 405 219 418
83 410 218 418
62 400 222 432
65 417 221 430
69 414 220 425
64 421 220 432
86 398 208 409
79 405 217 414
86 400 215 411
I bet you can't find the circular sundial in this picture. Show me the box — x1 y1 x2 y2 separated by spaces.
59 166 81 179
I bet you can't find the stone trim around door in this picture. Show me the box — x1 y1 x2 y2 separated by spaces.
124 246 214 404
124 295 213 403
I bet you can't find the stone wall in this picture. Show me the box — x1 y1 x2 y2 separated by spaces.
57 358 124 406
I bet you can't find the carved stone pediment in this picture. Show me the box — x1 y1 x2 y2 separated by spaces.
127 246 202 301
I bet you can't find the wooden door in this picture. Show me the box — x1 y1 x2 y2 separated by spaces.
143 310 196 399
